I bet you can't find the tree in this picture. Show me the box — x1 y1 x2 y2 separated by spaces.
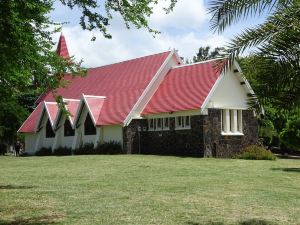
0 0 176 144
193 46 226 62
209 0 300 109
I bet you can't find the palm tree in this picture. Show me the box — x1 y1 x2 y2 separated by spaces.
208 0 300 109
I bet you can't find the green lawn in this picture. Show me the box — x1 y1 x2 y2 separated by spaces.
0 155 299 225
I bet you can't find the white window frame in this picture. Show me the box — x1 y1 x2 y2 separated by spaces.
175 116 191 130
156 118 162 131
148 118 170 131
221 109 243 135
148 118 155 131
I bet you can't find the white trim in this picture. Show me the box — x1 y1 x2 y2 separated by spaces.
200 73 224 113
83 94 106 99
83 96 96 125
221 132 244 136
63 98 80 101
123 50 178 126
173 57 225 69
233 61 255 95
44 102 57 128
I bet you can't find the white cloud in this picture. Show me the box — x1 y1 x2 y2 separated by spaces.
149 0 208 30
52 0 228 67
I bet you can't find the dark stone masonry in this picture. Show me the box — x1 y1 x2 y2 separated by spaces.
123 109 258 158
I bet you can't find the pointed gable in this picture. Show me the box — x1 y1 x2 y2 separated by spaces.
44 102 59 127
83 95 106 125
142 60 221 115
64 99 80 124
56 33 70 59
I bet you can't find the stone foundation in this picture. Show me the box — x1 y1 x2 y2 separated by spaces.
123 109 258 158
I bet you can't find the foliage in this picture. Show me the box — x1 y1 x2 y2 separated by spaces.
209 0 300 108
236 145 276 160
280 114 300 151
35 147 52 156
74 143 95 155
95 141 123 154
192 46 226 62
74 141 122 155
53 146 72 156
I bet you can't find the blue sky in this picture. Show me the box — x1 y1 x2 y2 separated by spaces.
50 0 266 67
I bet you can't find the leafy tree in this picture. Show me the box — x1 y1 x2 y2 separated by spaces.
209 0 300 108
280 113 300 151
193 46 226 62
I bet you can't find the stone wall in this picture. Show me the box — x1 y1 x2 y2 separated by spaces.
202 109 258 158
123 109 258 158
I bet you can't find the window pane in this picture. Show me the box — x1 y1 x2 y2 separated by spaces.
84 113 96 135
185 116 190 127
46 119 55 138
157 118 162 129
64 119 75 136
164 118 169 129
149 119 154 129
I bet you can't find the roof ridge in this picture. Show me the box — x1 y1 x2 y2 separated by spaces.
89 50 171 70
172 57 226 69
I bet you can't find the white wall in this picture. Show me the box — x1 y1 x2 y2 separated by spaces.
53 114 75 149
24 134 37 154
209 70 249 109
101 125 123 145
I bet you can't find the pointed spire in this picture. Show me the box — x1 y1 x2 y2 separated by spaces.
56 33 70 59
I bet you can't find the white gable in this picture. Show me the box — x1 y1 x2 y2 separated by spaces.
208 70 250 109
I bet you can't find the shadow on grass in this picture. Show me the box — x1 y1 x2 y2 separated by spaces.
0 215 59 225
186 219 277 225
0 185 35 190
271 168 300 173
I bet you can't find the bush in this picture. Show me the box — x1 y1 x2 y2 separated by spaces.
236 145 276 160
53 146 72 156
95 141 123 154
74 143 95 155
280 116 300 152
74 141 123 155
35 147 52 156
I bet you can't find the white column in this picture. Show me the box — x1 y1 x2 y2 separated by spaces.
233 110 238 133
225 109 230 133
238 110 243 133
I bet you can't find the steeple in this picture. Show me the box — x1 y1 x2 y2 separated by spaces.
56 33 70 59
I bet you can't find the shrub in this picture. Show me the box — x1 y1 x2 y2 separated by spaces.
236 145 276 160
74 143 95 155
95 141 123 154
35 147 52 156
53 146 72 156
279 116 300 152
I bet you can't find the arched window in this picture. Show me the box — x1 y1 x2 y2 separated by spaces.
45 119 55 138
84 113 96 135
64 119 75 136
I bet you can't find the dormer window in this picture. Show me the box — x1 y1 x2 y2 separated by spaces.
84 113 96 135
45 119 55 138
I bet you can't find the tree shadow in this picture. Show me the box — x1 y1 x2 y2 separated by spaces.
0 215 60 225
0 185 35 190
186 219 277 225
271 168 300 173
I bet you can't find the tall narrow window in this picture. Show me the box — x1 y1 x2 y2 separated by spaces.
156 118 162 130
84 113 96 135
148 119 154 131
64 119 75 136
45 119 55 138
163 118 169 130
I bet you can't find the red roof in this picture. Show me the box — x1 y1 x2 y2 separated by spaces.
82 95 106 125
19 51 171 132
45 102 59 126
18 103 43 133
64 99 80 124
56 33 70 59
142 61 221 115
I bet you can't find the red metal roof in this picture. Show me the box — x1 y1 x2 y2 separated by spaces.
18 103 43 133
56 33 70 59
64 99 80 124
45 102 59 126
83 96 105 125
19 51 171 132
142 61 221 115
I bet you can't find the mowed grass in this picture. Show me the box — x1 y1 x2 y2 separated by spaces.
0 155 299 225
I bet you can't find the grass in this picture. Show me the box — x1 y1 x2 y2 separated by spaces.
0 155 299 225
